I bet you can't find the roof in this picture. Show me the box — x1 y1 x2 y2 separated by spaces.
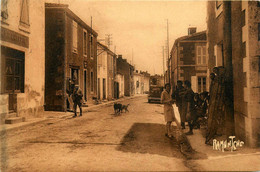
45 3 98 36
97 42 116 56
171 30 206 53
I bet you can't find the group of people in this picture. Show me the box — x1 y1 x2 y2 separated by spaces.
161 80 209 138
66 78 84 117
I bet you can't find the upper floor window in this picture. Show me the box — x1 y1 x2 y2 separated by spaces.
1 0 8 20
72 20 78 53
20 0 30 28
83 30 87 56
197 46 206 65
89 33 94 59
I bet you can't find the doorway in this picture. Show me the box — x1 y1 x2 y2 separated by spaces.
103 78 106 99
84 70 87 101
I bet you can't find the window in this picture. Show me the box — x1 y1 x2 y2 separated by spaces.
197 46 206 65
241 10 246 27
214 43 223 67
72 20 78 53
91 71 94 92
20 0 29 27
1 0 8 20
89 33 94 58
83 30 87 56
1 46 25 93
198 77 206 93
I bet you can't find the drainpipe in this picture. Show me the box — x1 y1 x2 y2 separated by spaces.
223 1 234 137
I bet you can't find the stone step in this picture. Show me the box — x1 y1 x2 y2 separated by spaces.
6 112 17 118
5 117 25 124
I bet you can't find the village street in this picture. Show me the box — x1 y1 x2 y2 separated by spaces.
1 96 193 171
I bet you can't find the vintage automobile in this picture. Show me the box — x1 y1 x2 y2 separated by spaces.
148 85 164 103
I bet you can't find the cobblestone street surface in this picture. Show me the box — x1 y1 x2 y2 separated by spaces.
0 96 193 171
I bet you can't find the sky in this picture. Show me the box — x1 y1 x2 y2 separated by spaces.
47 0 207 75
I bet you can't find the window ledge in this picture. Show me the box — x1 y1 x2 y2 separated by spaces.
19 24 30 34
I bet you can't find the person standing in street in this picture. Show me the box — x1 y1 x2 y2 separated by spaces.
72 84 83 117
66 78 74 112
172 80 186 129
161 83 175 138
183 80 195 135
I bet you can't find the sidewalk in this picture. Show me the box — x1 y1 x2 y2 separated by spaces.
0 94 146 134
173 105 260 171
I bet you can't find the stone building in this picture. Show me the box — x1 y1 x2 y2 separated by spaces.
97 42 116 101
45 3 98 111
0 0 45 123
207 1 260 147
140 71 150 94
116 55 134 97
169 28 208 93
133 70 150 94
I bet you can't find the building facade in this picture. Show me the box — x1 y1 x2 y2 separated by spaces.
97 42 116 101
0 0 45 123
207 1 260 147
45 3 98 111
170 28 208 93
116 55 133 97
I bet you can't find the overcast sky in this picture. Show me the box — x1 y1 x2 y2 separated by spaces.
47 0 207 75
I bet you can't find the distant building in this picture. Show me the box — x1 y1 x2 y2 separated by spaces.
169 28 207 92
140 71 150 94
207 1 260 147
0 0 45 122
45 3 98 111
133 70 150 94
116 55 134 96
97 42 116 101
133 70 142 94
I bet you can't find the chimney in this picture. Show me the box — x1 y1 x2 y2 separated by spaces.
188 27 197 35
118 54 122 59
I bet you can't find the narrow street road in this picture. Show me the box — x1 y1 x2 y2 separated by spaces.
1 96 191 171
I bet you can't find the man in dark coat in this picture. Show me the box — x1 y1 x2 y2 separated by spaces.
72 85 83 117
172 80 186 129
183 80 195 135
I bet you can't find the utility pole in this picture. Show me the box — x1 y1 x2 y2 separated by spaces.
162 46 165 85
166 19 170 84
90 16 93 58
132 48 134 67
105 34 112 49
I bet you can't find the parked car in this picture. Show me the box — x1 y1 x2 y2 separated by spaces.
148 85 164 103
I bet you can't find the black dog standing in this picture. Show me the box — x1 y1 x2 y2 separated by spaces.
72 85 83 117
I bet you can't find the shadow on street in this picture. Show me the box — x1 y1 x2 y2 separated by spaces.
117 123 184 158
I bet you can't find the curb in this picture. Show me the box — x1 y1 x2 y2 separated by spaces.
0 118 51 135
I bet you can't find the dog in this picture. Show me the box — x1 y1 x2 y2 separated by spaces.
114 102 122 115
121 104 130 113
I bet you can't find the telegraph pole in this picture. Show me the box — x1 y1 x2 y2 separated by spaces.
162 46 165 85
166 19 170 84
132 48 134 67
105 34 112 49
